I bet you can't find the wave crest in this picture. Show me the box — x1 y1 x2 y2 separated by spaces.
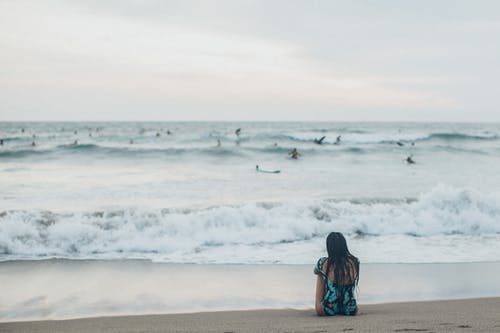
1 185 500 262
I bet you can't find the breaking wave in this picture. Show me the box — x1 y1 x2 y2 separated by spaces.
1 185 499 263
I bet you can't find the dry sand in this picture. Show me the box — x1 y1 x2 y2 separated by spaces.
1 297 499 333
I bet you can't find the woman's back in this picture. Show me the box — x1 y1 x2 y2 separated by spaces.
315 256 359 315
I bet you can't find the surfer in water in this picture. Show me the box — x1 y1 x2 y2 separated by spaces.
256 165 280 173
405 155 416 164
0 139 3 146
235 128 241 137
314 136 326 145
289 148 301 159
216 139 221 147
334 135 342 145
396 141 404 146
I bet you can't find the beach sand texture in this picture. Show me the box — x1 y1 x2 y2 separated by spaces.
1 298 499 333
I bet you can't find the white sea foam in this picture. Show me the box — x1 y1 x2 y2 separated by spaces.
1 185 500 264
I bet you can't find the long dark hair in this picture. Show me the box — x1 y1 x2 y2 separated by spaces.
325 232 359 286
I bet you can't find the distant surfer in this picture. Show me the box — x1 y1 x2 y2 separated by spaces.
74 130 78 135
73 140 78 145
0 139 3 146
156 132 161 137
129 139 134 144
31 141 36 147
289 148 301 159
216 139 221 147
396 141 404 146
21 128 25 133
167 130 172 135
405 155 416 164
334 135 342 145
256 165 281 173
314 136 326 145
235 128 241 137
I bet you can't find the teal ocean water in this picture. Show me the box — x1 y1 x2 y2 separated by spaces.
1 121 500 264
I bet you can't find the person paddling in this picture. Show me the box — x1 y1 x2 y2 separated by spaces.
314 136 326 145
289 148 301 159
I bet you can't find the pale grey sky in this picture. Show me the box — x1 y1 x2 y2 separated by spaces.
1 0 500 121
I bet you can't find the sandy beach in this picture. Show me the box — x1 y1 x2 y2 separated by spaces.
1 297 499 333
2 262 500 332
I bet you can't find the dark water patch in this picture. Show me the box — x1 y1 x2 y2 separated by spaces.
0 149 49 159
51 144 248 158
433 145 489 155
20 296 47 307
202 241 224 247
0 244 10 254
57 143 100 150
343 147 367 154
326 197 418 205
353 229 378 238
311 207 332 222
426 132 497 141
0 136 28 142
262 134 306 142
246 146 300 154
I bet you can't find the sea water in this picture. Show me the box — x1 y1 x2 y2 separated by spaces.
1 121 500 264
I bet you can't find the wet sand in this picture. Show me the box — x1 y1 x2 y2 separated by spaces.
1 297 499 332
2 260 500 323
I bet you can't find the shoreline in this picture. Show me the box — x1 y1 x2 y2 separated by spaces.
1 298 499 332
3 257 500 263
2 260 500 323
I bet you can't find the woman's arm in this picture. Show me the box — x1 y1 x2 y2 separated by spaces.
315 275 325 316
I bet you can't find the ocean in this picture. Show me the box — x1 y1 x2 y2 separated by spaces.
1 121 500 265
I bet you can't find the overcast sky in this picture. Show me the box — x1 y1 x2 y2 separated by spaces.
1 0 500 121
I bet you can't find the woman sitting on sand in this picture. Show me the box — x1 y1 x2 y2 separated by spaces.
314 232 359 316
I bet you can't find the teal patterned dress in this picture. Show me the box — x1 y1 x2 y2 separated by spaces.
315 257 358 316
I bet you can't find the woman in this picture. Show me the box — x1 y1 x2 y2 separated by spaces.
314 232 359 316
